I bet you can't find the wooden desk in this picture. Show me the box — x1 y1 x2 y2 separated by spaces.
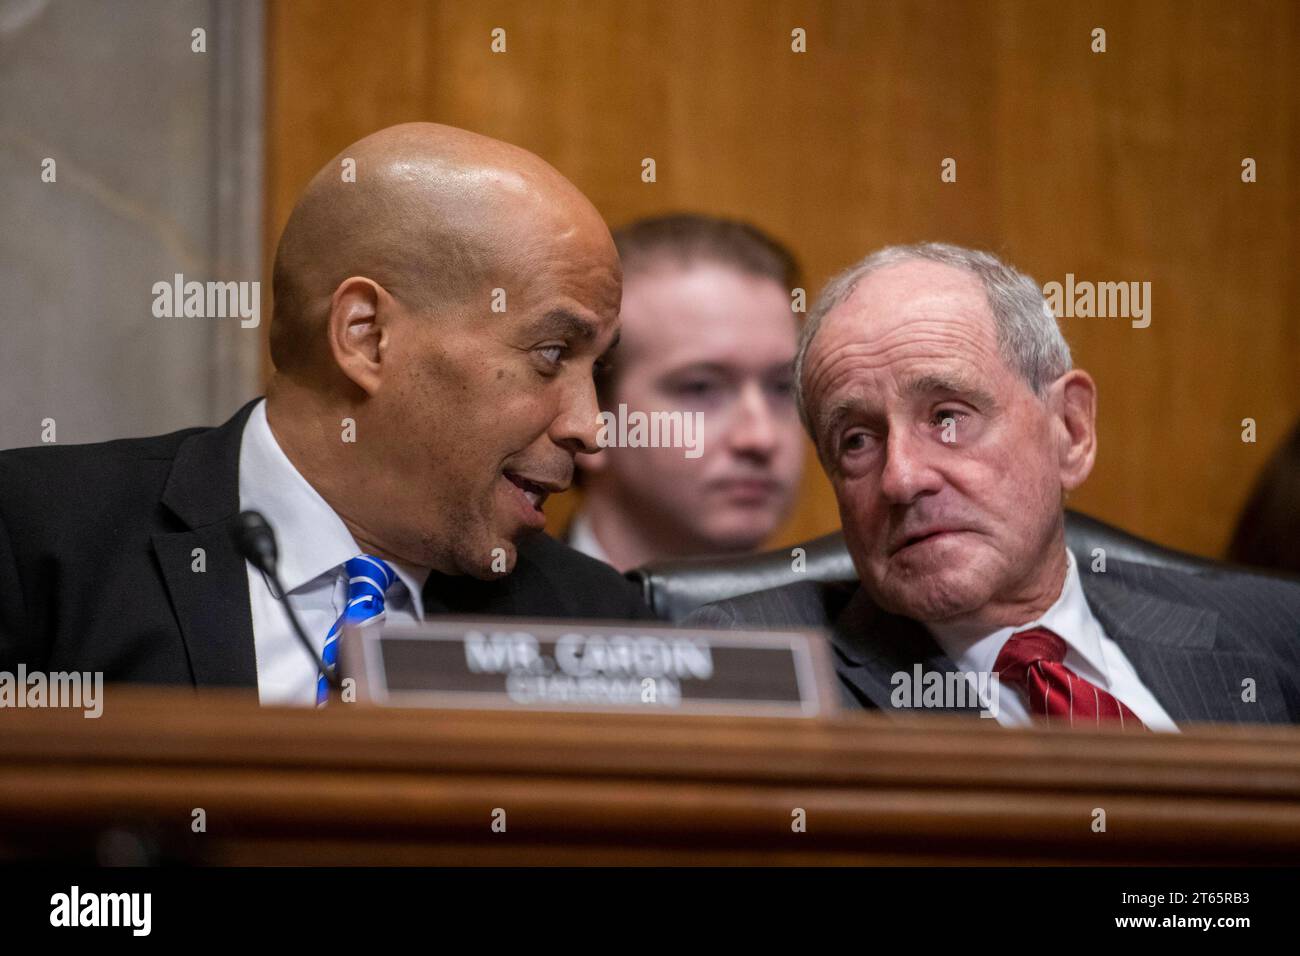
2 688 1299 864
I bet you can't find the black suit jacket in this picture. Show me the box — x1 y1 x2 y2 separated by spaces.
683 559 1300 725
0 399 654 687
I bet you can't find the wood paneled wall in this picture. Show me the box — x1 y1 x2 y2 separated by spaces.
266 0 1300 558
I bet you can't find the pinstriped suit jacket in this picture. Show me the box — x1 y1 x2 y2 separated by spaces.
683 558 1300 726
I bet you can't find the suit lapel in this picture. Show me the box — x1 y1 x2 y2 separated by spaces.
1081 569 1290 725
831 587 985 718
826 564 1288 726
153 399 261 688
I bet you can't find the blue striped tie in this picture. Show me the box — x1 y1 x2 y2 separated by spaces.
318 554 397 706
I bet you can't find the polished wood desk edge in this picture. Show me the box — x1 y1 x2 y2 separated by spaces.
3 687 1300 798
3 689 1299 863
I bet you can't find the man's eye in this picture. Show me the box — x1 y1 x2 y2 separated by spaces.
932 409 966 427
536 345 565 365
841 431 869 454
672 380 721 399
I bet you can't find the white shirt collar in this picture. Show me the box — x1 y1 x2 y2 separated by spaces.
567 510 612 565
928 550 1111 684
237 399 429 615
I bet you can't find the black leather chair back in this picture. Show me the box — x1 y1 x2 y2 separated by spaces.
629 510 1227 622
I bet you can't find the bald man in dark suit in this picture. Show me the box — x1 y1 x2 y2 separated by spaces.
0 123 653 704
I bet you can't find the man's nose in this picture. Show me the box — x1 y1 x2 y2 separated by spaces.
878 427 943 504
550 377 603 456
727 382 779 457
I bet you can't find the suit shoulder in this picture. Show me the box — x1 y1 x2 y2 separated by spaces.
0 424 208 479
521 531 621 578
1106 558 1300 606
684 579 855 629
1103 559 1300 646
517 533 654 619
0 424 210 532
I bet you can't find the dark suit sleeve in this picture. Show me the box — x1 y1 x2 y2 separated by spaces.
426 533 659 621
677 579 857 631
0 494 32 669
537 536 658 620
579 561 658 620
619 574 660 621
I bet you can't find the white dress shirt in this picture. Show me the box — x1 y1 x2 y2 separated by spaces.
238 399 430 705
566 510 613 565
927 550 1179 732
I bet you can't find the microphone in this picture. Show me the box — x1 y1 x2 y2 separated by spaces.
231 509 278 577
230 510 340 691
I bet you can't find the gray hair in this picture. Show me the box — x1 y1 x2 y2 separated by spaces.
794 242 1072 442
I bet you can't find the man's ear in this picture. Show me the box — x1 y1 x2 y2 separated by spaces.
1052 369 1097 492
326 277 389 396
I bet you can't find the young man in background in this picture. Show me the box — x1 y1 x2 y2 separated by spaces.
568 214 806 572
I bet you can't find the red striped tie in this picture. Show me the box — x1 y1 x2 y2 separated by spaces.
993 626 1146 730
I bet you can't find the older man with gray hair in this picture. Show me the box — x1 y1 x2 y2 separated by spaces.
686 242 1300 729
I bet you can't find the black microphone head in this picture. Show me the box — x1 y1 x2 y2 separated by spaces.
231 509 278 575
